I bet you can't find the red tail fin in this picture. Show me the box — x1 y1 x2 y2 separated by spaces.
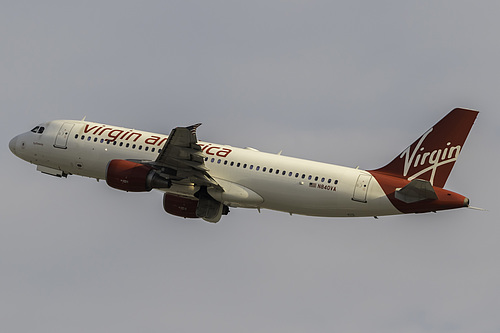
370 108 478 188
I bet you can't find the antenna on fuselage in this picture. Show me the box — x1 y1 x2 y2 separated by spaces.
81 116 87 121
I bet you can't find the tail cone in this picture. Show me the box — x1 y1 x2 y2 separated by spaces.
463 197 470 207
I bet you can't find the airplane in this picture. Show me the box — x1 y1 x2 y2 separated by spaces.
9 108 478 223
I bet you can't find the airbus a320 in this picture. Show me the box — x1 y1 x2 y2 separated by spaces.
9 108 478 222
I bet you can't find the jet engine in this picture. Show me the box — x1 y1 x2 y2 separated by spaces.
163 193 199 218
106 159 171 192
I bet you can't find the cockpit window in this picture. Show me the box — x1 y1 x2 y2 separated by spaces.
30 125 45 134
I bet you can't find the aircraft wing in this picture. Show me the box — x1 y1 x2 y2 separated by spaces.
153 124 221 189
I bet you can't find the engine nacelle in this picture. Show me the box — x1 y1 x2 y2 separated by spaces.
106 159 171 192
163 193 199 218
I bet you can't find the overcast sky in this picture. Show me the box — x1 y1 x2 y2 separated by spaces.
1 1 499 332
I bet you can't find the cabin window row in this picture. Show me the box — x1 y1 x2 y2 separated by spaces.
204 157 339 185
75 134 162 153
73 134 338 184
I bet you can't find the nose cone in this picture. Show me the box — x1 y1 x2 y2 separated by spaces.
9 136 17 155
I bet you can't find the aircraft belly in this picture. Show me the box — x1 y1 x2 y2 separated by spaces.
241 172 400 217
236 177 338 216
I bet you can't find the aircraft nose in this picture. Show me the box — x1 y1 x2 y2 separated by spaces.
9 136 17 155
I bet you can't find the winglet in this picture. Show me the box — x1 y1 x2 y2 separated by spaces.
186 123 202 136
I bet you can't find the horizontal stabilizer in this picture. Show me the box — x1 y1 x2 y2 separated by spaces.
395 179 438 203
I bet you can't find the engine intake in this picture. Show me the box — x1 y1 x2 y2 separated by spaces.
106 159 171 192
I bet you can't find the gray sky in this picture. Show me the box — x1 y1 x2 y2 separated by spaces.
1 1 499 332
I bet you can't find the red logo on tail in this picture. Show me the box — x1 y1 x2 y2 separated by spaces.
400 127 462 185
370 108 478 187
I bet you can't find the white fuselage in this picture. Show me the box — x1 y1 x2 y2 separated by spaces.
10 119 401 218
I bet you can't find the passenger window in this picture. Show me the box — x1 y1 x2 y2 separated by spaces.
224 160 228 165
152 148 155 152
275 169 279 174
217 159 221 164
315 176 318 181
256 166 260 171
75 134 78 139
334 180 339 185
81 135 85 140
113 141 117 145
243 164 247 168
237 163 240 167
328 179 332 184
120 142 123 147
132 144 136 149
145 146 149 151
94 138 98 142
100 139 104 143
262 167 266 172
87 137 91 141
269 168 273 173
230 161 234 166
308 175 312 180
126 143 130 148
139 145 142 150
283 171 287 176
211 158 215 163
289 172 292 177
295 173 299 178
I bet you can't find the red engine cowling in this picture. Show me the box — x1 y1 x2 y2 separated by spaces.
163 193 199 218
106 159 157 192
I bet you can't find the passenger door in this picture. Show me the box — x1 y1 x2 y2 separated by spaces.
352 174 372 203
54 123 74 149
